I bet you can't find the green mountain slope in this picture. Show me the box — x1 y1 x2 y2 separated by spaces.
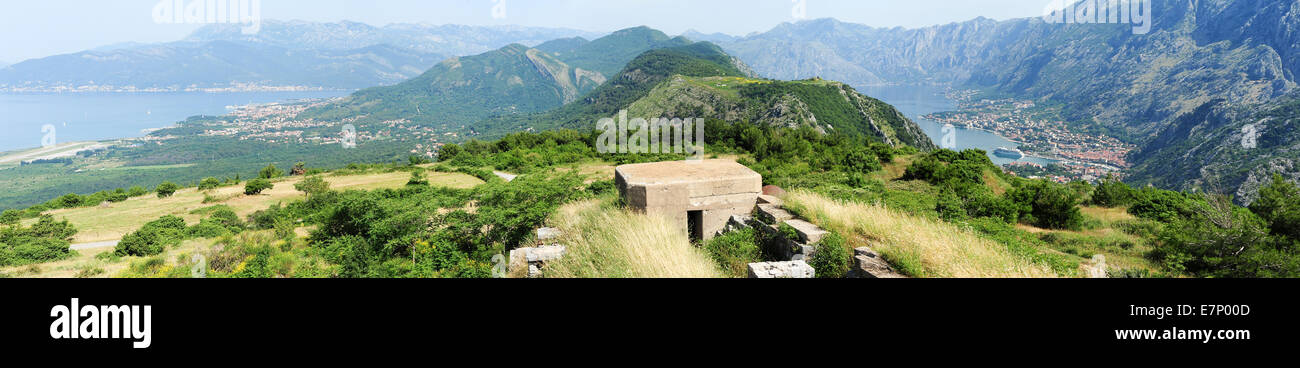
626 75 934 149
479 42 934 150
301 43 604 125
1127 95 1300 205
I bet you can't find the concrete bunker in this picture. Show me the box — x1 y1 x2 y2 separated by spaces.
615 160 762 241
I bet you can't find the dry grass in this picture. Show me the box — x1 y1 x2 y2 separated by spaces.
542 199 723 278
783 190 1060 278
36 171 483 244
1 238 218 278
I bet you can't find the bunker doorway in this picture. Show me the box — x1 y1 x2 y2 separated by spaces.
688 210 704 243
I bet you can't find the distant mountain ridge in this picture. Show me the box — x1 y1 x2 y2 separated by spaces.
1 20 604 91
303 27 704 128
703 0 1300 202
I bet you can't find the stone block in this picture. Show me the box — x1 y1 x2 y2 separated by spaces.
756 204 794 224
849 247 905 278
747 261 816 278
783 219 828 244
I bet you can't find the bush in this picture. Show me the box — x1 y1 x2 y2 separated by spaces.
127 186 149 197
1008 180 1084 230
294 175 331 198
155 181 180 198
810 232 851 278
198 177 221 190
0 210 19 225
1091 176 1135 207
259 164 284 179
1249 174 1300 240
406 170 429 187
114 215 187 257
245 179 274 195
703 228 762 277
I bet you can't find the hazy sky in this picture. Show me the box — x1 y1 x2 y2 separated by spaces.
0 0 1056 62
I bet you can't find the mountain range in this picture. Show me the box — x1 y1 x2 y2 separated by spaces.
300 27 692 125
700 0 1300 203
0 21 602 91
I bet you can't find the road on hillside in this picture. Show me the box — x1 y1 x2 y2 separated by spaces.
71 240 119 251
494 171 517 182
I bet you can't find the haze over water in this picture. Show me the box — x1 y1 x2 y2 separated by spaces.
0 91 350 152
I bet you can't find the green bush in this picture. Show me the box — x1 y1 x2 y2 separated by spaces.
245 179 274 195
259 164 284 179
0 210 19 225
703 228 762 277
198 177 221 190
155 181 180 198
810 232 851 278
114 215 187 257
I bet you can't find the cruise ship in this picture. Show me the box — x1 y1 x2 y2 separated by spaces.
993 147 1025 159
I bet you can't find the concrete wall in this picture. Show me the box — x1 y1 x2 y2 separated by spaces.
615 160 761 240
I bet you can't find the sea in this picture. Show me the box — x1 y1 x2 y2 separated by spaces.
859 85 1060 167
0 91 351 152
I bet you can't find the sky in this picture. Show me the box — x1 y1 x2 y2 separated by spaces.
0 0 1057 63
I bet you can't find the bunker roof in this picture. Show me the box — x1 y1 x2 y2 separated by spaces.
615 159 760 186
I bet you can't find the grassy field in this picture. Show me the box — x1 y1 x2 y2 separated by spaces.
1017 206 1158 273
0 238 218 278
541 198 723 278
785 190 1061 278
29 170 483 244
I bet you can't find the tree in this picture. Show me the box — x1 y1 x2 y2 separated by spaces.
1249 174 1300 240
294 175 331 198
406 171 430 187
290 162 307 176
259 164 284 179
155 182 180 198
1091 175 1135 207
198 177 221 190
437 143 462 162
245 179 274 195
1009 180 1084 231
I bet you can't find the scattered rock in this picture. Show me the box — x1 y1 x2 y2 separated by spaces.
848 247 906 278
747 261 815 278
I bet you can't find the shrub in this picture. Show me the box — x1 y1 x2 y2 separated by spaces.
155 181 180 198
198 177 221 190
1091 176 1135 207
703 228 762 277
406 170 429 187
0 210 19 225
127 186 149 197
114 215 187 257
294 175 331 198
1249 174 1300 241
810 232 851 278
245 179 274 195
1008 180 1084 230
259 164 284 179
